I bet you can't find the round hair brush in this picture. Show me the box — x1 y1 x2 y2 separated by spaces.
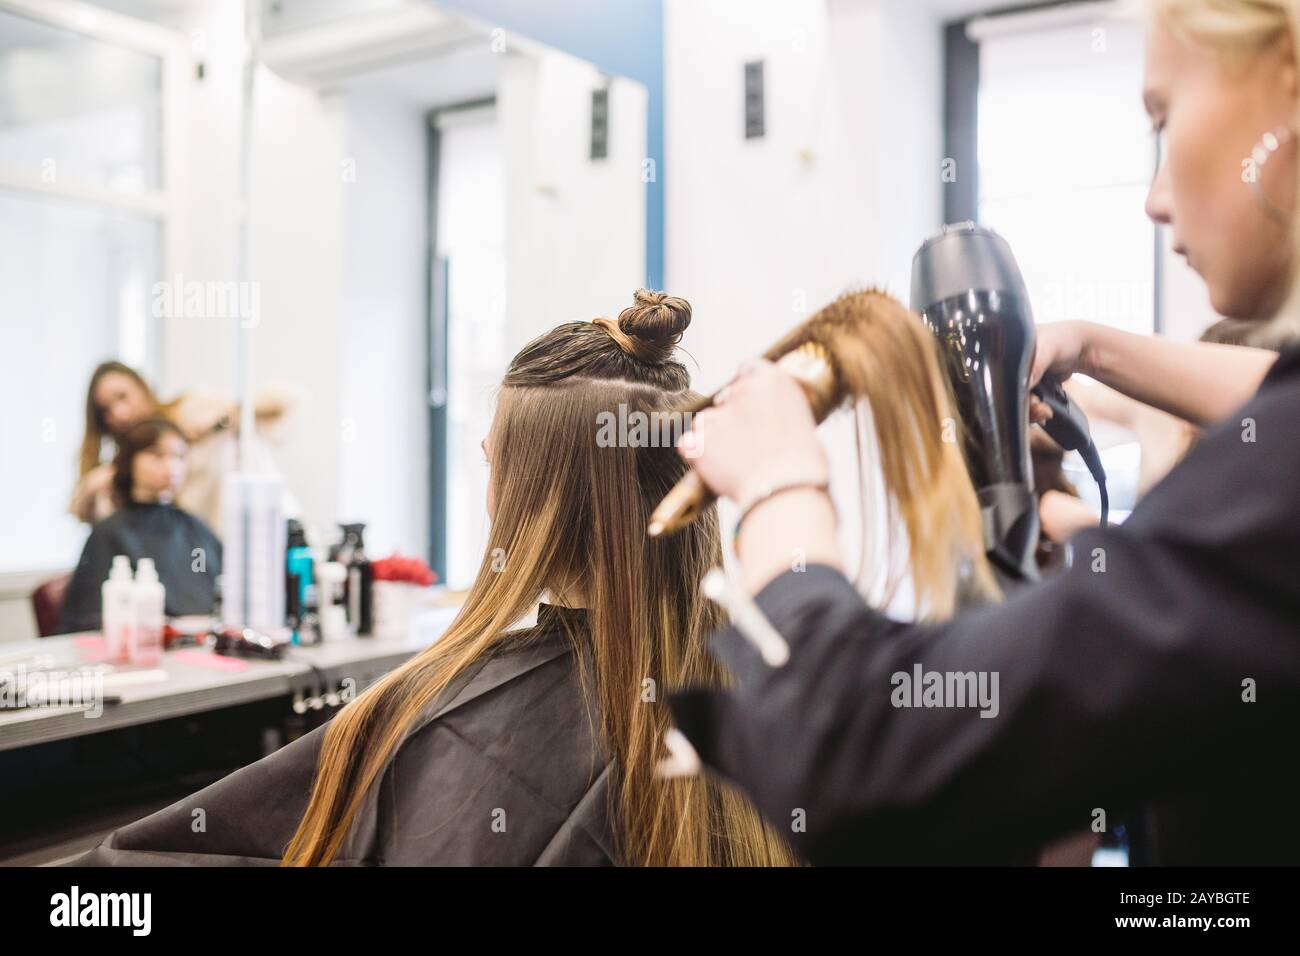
647 340 844 537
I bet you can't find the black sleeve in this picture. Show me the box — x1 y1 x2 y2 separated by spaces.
57 525 118 634
669 371 1300 865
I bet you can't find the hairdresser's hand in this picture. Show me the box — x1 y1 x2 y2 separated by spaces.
84 462 114 496
174 391 237 442
69 463 114 522
1029 321 1100 425
683 359 840 594
1039 489 1100 543
682 359 829 508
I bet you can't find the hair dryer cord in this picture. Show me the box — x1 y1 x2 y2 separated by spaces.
1078 441 1109 528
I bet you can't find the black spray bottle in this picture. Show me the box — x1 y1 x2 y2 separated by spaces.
336 523 373 636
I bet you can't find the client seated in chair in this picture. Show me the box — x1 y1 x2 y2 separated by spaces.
59 418 222 634
75 290 795 867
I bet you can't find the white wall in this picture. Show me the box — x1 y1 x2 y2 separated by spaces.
663 0 944 613
157 3 353 547
336 91 429 559
167 35 349 539
159 0 240 397
246 67 346 535
499 49 647 349
664 0 945 392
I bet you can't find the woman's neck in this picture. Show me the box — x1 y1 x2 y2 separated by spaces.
544 584 587 609
131 489 171 506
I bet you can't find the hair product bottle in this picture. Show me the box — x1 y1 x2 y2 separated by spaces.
130 558 166 667
341 524 374 637
101 555 135 662
285 519 314 641
316 561 348 641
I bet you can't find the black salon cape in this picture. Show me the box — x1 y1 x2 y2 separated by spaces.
670 342 1300 866
59 502 223 634
71 606 617 865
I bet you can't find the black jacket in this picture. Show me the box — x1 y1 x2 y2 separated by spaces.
671 342 1300 866
73 605 618 865
60 502 222 634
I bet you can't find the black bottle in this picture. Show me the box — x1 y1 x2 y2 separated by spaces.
338 523 373 636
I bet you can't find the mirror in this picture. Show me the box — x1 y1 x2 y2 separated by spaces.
0 0 649 637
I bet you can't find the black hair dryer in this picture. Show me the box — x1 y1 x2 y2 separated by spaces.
910 222 1107 586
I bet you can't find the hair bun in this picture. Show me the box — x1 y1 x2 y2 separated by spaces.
613 289 691 363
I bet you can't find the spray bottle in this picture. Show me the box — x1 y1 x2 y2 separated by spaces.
285 519 314 643
334 523 373 636
101 555 135 662
131 558 166 666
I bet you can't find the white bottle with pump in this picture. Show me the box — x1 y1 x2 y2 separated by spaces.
102 555 135 662
131 558 166 666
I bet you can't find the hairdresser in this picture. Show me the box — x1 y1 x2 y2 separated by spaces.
668 0 1300 865
72 361 300 535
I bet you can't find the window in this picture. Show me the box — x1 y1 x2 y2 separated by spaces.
974 9 1157 334
432 105 507 591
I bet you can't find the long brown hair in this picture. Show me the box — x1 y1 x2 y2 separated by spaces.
764 289 999 619
79 361 163 477
284 290 795 866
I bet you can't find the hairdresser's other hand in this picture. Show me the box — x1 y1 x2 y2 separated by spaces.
681 359 829 507
69 462 114 522
1039 489 1100 543
1029 320 1100 425
84 462 114 496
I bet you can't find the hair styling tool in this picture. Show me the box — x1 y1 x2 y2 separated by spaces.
647 342 843 537
1033 373 1109 527
910 222 1108 585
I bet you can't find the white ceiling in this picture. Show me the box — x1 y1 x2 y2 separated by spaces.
327 38 502 108
919 0 1026 23
77 0 1045 31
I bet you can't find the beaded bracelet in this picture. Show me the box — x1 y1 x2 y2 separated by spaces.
732 480 832 545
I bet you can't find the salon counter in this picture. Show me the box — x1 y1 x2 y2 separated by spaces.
0 607 460 753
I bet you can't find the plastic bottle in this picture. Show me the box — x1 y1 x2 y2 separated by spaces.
131 558 166 666
285 519 314 622
345 526 374 637
101 555 135 662
316 561 349 642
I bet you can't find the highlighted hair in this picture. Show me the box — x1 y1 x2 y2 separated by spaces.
765 289 1000 620
284 292 795 866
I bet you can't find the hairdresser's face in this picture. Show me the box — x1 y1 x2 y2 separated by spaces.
95 372 152 435
1144 20 1297 319
132 433 187 503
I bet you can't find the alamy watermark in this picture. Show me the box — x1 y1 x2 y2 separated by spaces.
151 273 261 328
1 666 108 718
596 403 695 449
50 886 151 936
891 663 1000 718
